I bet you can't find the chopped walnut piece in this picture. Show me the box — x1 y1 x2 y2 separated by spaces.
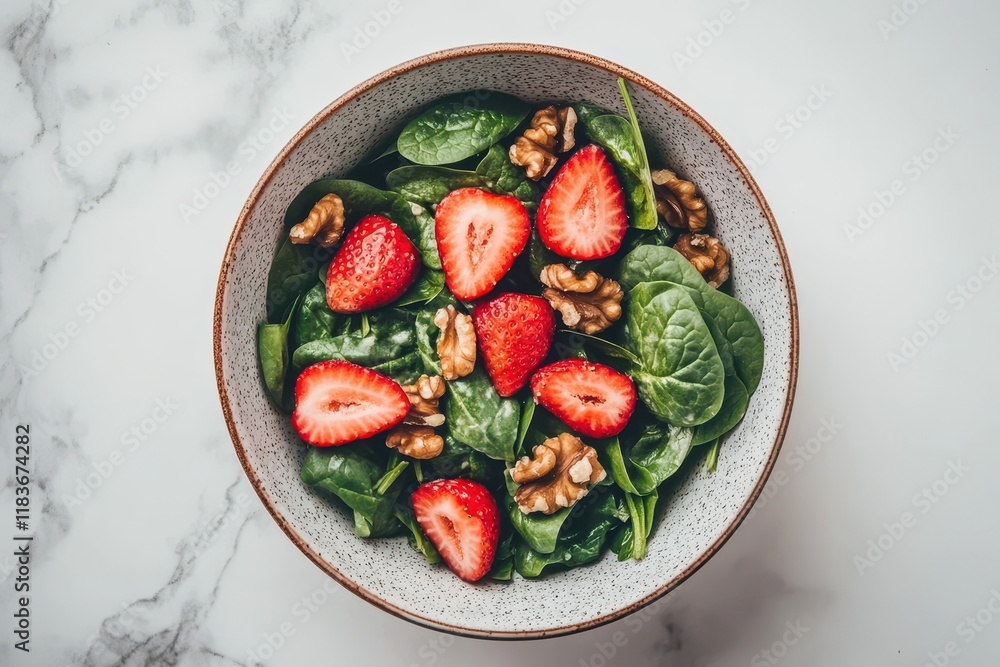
511 433 607 514
540 264 623 334
289 194 345 247
650 169 708 233
675 233 730 288
400 374 446 427
509 106 577 180
433 305 476 380
386 426 444 460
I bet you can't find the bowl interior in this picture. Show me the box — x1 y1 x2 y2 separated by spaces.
215 46 795 638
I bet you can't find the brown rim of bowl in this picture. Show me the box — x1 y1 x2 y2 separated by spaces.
213 42 799 641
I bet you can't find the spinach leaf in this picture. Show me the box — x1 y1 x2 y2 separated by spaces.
504 470 573 554
397 93 529 166
704 438 721 473
694 380 745 446
618 244 707 292
489 532 514 581
620 220 677 256
571 101 614 126
301 446 403 538
692 316 750 445
395 507 441 563
618 78 658 229
476 144 541 209
444 366 520 461
414 292 458 376
618 245 764 394
422 434 493 482
510 504 573 554
292 309 421 383
512 490 623 578
265 237 334 323
625 282 725 426
701 287 764 395
612 490 657 561
515 400 536 457
568 332 640 365
258 295 299 408
630 425 695 487
395 269 445 307
292 282 338 349
599 422 694 496
527 228 562 281
385 166 487 206
284 179 440 270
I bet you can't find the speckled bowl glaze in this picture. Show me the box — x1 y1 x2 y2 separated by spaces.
214 43 798 639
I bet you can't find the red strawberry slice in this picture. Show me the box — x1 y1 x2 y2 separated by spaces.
326 214 419 313
530 359 637 438
536 144 628 260
473 293 555 397
292 360 409 446
411 478 500 583
435 188 530 300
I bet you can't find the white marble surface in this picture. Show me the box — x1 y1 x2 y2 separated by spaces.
1 0 998 664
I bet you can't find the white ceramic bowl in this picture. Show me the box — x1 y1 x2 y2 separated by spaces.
214 43 798 639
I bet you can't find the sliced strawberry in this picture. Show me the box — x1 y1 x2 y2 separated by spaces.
326 214 419 313
473 293 555 397
536 144 628 260
292 360 409 446
435 188 530 300
411 478 500 582
530 359 637 438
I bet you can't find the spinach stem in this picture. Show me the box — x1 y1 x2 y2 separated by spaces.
375 461 409 496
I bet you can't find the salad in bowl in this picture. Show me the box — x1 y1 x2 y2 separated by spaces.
256 78 764 584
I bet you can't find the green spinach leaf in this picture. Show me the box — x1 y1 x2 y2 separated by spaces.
265 238 334 323
301 446 403 538
422 434 494 482
385 166 487 206
397 93 529 166
292 309 421 383
618 78 658 230
618 245 764 394
512 490 623 578
571 101 614 126
625 282 725 426
612 490 657 561
444 366 520 461
704 438 721 473
489 532 514 581
396 269 445 307
599 422 694 496
476 144 541 209
292 282 338 349
258 295 299 408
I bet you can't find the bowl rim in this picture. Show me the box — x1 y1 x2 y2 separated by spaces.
213 42 799 640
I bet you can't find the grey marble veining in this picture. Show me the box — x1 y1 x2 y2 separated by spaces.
2 0 999 664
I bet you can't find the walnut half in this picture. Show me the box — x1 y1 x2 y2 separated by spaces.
386 426 443 460
675 233 730 288
289 194 345 247
400 374 446 427
540 264 623 334
386 375 446 460
651 169 708 233
509 106 577 180
511 433 607 514
433 305 476 381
